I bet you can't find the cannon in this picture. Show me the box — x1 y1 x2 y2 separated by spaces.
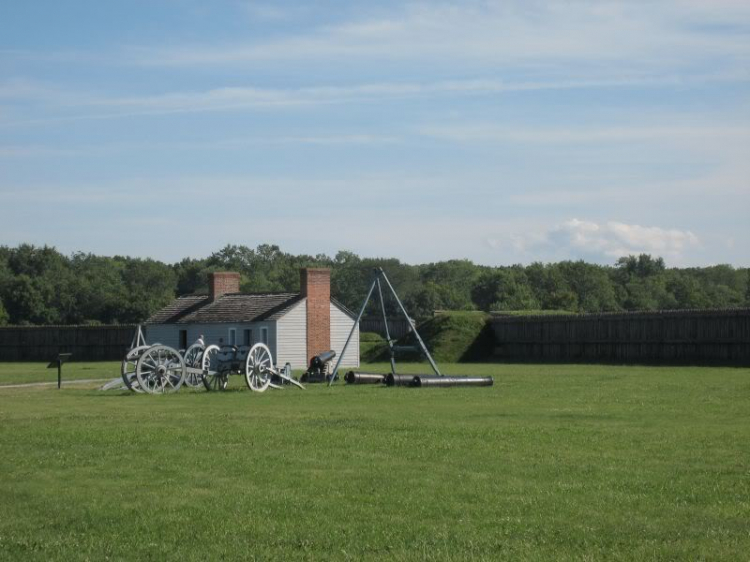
300 350 337 383
199 342 299 392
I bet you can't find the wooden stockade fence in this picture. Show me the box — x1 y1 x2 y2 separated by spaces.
359 316 413 339
0 324 137 361
491 308 750 364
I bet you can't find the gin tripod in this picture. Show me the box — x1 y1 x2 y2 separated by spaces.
328 267 441 386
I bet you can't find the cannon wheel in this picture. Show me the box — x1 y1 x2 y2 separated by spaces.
136 345 185 394
121 345 151 392
245 343 273 392
201 345 227 391
183 343 205 388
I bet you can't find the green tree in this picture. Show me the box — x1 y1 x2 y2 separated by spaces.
69 253 128 323
559 261 619 313
418 260 478 311
471 268 539 312
664 271 709 309
526 262 578 311
612 254 670 310
330 251 367 311
173 257 210 295
4 274 58 324
0 298 8 325
118 259 177 323
2 245 77 324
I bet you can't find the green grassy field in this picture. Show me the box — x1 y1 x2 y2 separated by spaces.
1 362 748 561
0 362 120 386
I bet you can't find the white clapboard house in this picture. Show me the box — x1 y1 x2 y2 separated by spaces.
145 268 359 369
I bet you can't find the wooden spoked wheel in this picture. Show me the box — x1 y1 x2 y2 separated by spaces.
135 345 185 394
121 345 150 392
183 343 205 388
201 345 227 391
245 343 273 392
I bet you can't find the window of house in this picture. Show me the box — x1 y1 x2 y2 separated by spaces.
228 328 236 346
179 330 187 350
260 327 268 345
243 329 253 346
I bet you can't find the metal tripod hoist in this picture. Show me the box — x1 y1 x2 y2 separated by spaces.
328 267 441 386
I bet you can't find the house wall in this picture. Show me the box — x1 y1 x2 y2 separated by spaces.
144 298 360 370
275 300 308 369
331 302 359 368
145 322 278 362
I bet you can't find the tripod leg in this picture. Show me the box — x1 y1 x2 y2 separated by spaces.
329 277 377 386
376 277 397 375
379 269 441 377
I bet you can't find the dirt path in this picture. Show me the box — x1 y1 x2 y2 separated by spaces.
0 378 111 390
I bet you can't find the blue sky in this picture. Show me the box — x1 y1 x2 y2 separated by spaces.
1 0 748 266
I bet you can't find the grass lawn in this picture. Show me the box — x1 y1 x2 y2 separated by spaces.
0 362 120 386
0 362 748 560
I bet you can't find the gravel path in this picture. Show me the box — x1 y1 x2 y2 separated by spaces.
0 378 111 390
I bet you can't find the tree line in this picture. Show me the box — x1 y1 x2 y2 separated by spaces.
0 243 747 326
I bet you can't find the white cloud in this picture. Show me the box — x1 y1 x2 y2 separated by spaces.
89 77 668 114
419 124 750 145
542 219 700 262
0 134 399 158
133 0 750 76
4 76 702 125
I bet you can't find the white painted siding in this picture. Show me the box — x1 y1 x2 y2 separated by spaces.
145 298 358 370
275 299 307 369
145 322 278 364
331 302 359 368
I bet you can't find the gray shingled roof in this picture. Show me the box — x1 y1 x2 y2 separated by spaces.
146 292 303 325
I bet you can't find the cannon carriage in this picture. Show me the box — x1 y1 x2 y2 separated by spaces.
197 342 297 392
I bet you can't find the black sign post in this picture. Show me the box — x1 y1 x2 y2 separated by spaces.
47 353 72 389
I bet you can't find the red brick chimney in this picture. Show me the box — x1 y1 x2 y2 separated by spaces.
301 268 331 362
209 272 241 301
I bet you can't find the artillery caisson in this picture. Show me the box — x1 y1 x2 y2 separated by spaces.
132 342 301 394
104 325 303 394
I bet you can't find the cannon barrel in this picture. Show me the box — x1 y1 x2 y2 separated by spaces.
414 375 494 387
301 350 337 383
385 373 419 387
309 350 336 369
344 371 386 384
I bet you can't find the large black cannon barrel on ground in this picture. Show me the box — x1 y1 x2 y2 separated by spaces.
301 350 337 383
385 373 419 387
413 375 494 387
311 350 336 369
344 371 386 384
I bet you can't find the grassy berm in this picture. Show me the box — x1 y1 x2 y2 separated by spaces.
363 311 494 363
0 362 749 560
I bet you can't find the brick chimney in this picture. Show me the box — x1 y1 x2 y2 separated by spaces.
209 272 241 301
301 268 331 362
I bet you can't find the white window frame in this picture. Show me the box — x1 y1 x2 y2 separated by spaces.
228 328 236 346
243 328 253 346
260 327 268 345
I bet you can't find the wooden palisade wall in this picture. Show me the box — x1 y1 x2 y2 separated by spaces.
359 316 413 339
0 325 137 361
491 308 750 364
